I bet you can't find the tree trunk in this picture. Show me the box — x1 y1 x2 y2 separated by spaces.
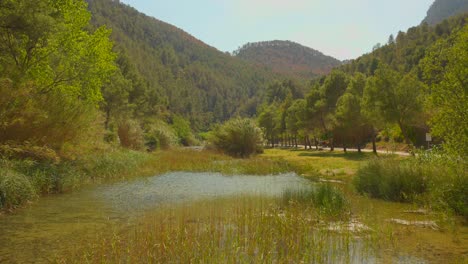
330 138 334 151
343 144 347 153
357 143 362 153
372 132 377 155
314 137 319 150
104 108 111 130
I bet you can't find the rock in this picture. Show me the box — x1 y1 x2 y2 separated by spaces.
386 218 439 230
326 219 372 233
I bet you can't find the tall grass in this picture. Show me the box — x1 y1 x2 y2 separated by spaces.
282 184 348 218
56 197 373 263
353 158 427 202
353 155 467 220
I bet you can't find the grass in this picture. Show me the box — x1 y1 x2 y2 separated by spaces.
282 184 349 218
262 148 376 180
353 158 428 202
55 196 373 263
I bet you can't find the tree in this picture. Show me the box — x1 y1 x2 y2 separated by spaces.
285 99 307 148
306 71 349 151
335 73 369 152
363 64 425 145
0 0 116 150
0 0 116 102
258 104 281 147
421 24 468 157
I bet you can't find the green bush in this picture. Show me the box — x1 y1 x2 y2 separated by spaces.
117 119 145 150
210 118 263 158
353 158 427 202
0 168 36 209
171 115 199 146
282 184 347 217
145 122 178 150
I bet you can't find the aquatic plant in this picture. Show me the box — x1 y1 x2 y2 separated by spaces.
282 184 348 218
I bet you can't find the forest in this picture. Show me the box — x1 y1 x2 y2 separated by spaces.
0 0 466 263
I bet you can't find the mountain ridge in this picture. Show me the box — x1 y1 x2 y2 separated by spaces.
422 0 468 26
234 40 341 78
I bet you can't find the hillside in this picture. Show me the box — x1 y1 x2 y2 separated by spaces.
234 40 341 78
86 0 281 128
422 0 468 26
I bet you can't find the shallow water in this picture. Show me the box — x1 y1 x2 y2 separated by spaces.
0 172 311 263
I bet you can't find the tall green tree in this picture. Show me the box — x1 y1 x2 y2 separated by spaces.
0 0 116 150
421 24 468 157
363 64 425 144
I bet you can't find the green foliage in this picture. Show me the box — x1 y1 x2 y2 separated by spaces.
0 0 115 151
421 24 468 158
282 185 347 217
354 158 428 202
211 118 263 158
144 121 178 150
0 167 35 209
363 64 425 144
258 104 281 146
171 115 198 146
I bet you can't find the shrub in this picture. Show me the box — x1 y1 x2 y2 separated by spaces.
0 168 36 209
210 118 263 158
117 119 145 150
0 79 100 151
171 115 198 146
145 122 178 150
353 158 427 202
282 184 347 217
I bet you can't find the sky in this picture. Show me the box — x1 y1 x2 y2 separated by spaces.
120 0 434 60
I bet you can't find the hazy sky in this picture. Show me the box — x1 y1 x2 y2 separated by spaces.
120 0 434 60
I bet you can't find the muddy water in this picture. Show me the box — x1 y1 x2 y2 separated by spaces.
0 172 311 263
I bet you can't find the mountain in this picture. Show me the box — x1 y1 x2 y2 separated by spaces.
86 0 282 129
422 0 468 26
233 40 342 78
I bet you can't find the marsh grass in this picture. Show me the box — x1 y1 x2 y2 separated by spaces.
56 196 374 263
282 184 348 218
353 158 428 202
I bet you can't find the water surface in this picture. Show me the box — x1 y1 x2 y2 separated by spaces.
0 172 310 263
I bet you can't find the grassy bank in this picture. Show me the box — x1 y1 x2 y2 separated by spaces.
0 149 292 211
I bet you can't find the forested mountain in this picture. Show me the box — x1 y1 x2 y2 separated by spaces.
422 0 468 26
86 0 281 129
234 40 341 78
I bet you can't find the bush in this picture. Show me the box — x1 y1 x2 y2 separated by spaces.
0 79 100 151
0 168 36 209
282 184 347 217
353 158 427 202
210 118 263 158
145 122 178 150
171 115 199 146
117 119 145 150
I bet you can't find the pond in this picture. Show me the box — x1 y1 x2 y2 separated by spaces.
0 172 311 263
